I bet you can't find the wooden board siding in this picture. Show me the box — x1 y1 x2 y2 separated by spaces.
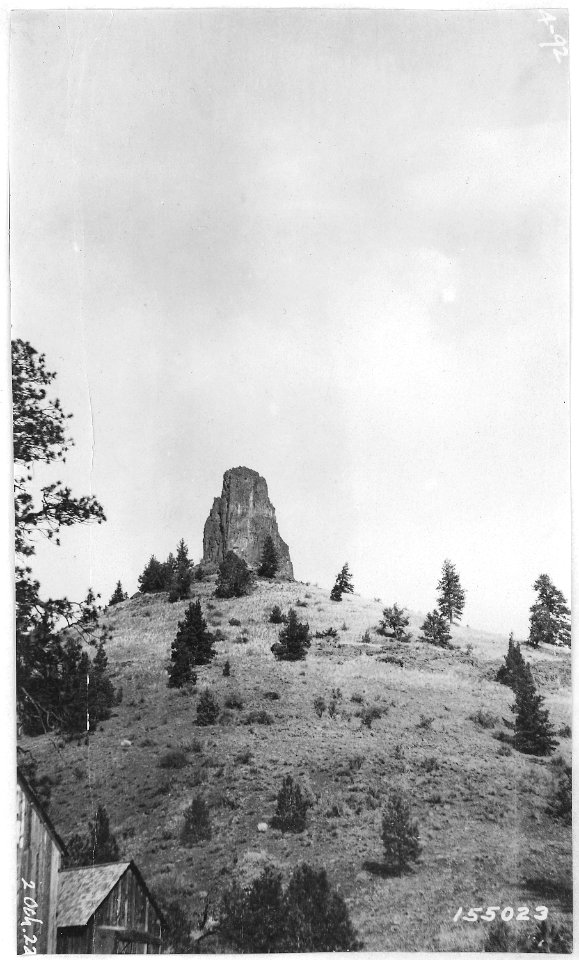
17 780 63 955
58 865 162 954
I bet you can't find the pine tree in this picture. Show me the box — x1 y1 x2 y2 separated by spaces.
378 604 412 642
196 688 220 726
181 796 212 843
66 804 120 866
138 555 167 593
496 632 526 688
13 340 106 736
88 641 116 728
419 610 452 648
108 580 128 606
273 775 309 832
258 535 279 579
168 601 215 688
215 551 254 598
436 559 465 624
272 608 311 661
511 665 558 756
168 539 193 602
282 863 361 952
528 574 571 648
381 790 421 874
330 563 354 602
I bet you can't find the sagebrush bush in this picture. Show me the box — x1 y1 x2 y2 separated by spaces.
313 696 326 718
547 762 572 825
223 659 231 677
469 709 499 729
245 710 274 726
359 705 384 728
224 693 244 710
159 749 188 770
181 796 211 844
229 617 242 627
264 690 280 700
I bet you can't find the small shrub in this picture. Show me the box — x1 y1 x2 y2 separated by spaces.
558 723 572 738
314 627 338 639
420 757 439 773
417 715 433 730
360 705 384 728
235 749 253 764
351 692 364 704
378 603 412 642
264 690 280 700
296 599 308 607
469 709 499 729
348 754 364 772
187 737 203 754
159 749 188 770
196 689 220 726
272 775 309 832
181 796 211 844
492 729 513 744
547 762 572 825
497 743 512 757
223 659 231 677
224 694 244 710
381 790 421 874
341 622 348 631
245 710 274 726
229 617 242 627
393 744 405 761
313 696 326 718
361 629 373 643
73 765 85 781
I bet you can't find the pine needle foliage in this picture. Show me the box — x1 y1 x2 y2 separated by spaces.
511 664 558 756
436 559 465 624
419 610 452 648
258 535 279 579
378 604 412 641
108 581 128 606
528 574 571 648
330 563 354 602
215 551 254 599
381 790 421 874
272 608 310 661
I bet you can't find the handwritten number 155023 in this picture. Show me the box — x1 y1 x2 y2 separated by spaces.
537 10 568 63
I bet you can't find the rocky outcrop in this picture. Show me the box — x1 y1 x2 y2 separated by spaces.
202 467 294 578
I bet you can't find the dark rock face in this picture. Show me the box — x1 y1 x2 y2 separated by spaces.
203 467 294 579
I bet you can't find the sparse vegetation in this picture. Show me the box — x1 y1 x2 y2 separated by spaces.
159 749 188 769
547 762 571 825
314 696 326 718
469 709 499 729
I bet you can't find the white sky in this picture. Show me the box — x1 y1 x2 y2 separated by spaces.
8 8 570 637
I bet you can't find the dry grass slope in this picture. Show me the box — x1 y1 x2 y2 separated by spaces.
26 578 572 952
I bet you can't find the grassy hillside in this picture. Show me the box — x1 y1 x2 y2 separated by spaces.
25 577 572 952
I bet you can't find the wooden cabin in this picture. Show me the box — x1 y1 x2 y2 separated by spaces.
17 770 67 955
56 861 164 954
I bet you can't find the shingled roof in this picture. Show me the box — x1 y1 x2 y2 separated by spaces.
57 862 130 928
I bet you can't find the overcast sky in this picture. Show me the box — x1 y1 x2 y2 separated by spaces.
9 8 570 636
